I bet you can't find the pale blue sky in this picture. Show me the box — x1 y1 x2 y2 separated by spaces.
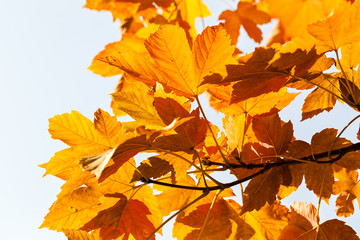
0 0 359 239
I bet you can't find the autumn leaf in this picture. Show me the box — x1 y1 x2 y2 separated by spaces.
111 79 165 128
81 193 156 240
175 0 211 37
308 0 360 51
204 46 320 103
49 110 111 152
40 148 78 180
243 202 289 240
177 199 254 240
333 166 360 217
278 202 317 240
40 187 103 230
154 97 207 151
301 75 340 120
43 0 360 239
131 156 175 183
219 1 271 45
267 0 341 40
63 229 101 240
303 128 352 199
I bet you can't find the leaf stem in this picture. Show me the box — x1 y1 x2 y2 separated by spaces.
328 114 360 160
335 49 354 98
315 164 331 240
197 189 222 240
195 150 209 188
195 95 230 166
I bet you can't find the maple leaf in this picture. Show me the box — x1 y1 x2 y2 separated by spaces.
240 114 294 212
267 0 341 40
42 1 360 238
98 24 235 99
153 97 207 151
303 128 352 199
111 79 165 128
175 0 211 37
40 186 103 231
301 74 340 120
333 166 360 217
39 148 78 180
243 202 290 240
203 46 321 103
176 199 254 240
219 1 271 45
88 34 147 77
308 0 360 51
81 193 156 240
63 229 101 240
131 156 175 183
208 83 299 117
49 110 112 152
278 201 318 240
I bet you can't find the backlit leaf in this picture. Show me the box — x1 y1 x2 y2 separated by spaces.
81 193 156 240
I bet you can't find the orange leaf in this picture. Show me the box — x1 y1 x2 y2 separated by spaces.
278 202 317 240
267 0 341 40
308 0 360 51
144 25 197 98
154 97 207 150
219 2 270 44
81 193 156 240
63 229 101 240
177 199 255 240
244 202 290 240
40 187 103 231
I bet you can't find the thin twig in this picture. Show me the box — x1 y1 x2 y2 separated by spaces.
145 190 209 240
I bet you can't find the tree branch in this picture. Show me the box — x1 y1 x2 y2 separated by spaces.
204 142 360 169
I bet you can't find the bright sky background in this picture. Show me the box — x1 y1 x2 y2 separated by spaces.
0 0 359 239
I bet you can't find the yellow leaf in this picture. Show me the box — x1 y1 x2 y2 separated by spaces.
40 187 103 230
111 79 165 128
267 0 341 39
176 0 211 37
301 74 340 120
94 108 123 148
63 229 101 240
193 24 236 87
89 35 148 77
308 0 360 51
49 110 111 152
243 202 289 240
145 25 197 98
40 148 79 179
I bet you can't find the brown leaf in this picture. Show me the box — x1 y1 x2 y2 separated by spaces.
131 156 175 183
242 167 283 212
252 113 293 155
316 219 359 240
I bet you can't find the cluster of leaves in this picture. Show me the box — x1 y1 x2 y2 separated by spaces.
41 0 360 239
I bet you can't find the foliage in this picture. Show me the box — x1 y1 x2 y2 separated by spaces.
41 0 360 239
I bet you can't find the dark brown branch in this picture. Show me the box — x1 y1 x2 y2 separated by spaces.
140 142 360 192
140 166 270 191
204 142 360 169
